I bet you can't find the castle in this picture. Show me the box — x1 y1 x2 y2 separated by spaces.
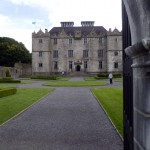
32 21 122 76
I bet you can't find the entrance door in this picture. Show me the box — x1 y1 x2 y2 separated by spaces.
76 65 80 71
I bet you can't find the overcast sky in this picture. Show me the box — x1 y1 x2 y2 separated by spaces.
0 0 122 52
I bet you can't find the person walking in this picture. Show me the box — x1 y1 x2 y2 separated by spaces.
61 71 65 76
108 73 113 84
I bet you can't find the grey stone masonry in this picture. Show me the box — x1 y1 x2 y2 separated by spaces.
32 22 122 76
125 39 150 150
123 1 150 149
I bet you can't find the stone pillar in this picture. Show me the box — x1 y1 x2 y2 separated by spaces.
123 0 150 149
125 39 150 150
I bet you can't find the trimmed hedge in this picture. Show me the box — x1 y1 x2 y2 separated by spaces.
31 75 60 80
94 76 108 80
0 87 17 98
95 73 122 80
0 77 21 83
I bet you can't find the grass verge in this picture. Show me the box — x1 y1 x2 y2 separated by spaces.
114 78 123 82
0 88 54 125
43 81 107 87
84 77 107 81
92 87 123 138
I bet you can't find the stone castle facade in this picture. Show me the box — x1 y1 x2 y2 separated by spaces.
32 21 122 75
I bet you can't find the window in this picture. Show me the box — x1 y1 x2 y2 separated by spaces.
99 61 102 69
39 39 42 43
69 38 72 44
84 61 87 69
99 37 103 44
54 61 58 70
54 38 57 44
115 38 118 42
114 51 118 56
84 38 87 44
98 49 103 57
68 50 73 58
69 61 73 70
83 50 88 58
39 63 43 67
39 51 42 57
114 62 118 68
53 50 58 58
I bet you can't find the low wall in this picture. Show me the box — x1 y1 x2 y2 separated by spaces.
0 63 32 78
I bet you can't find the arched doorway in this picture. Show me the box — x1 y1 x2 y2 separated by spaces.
76 65 81 71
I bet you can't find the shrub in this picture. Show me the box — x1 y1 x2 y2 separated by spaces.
94 76 108 80
113 74 122 78
0 78 21 83
95 73 122 79
2 77 13 81
31 75 59 80
94 73 108 80
0 87 17 98
5 68 11 77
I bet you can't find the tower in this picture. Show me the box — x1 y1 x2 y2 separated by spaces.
106 28 122 73
32 29 51 75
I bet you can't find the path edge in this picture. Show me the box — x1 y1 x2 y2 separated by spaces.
0 88 55 127
91 89 124 141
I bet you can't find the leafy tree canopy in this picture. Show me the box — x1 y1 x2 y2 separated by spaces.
0 37 31 67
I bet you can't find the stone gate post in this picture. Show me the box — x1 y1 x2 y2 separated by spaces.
123 0 150 149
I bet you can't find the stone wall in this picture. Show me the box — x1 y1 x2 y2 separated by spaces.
0 66 6 77
0 63 32 78
15 63 32 77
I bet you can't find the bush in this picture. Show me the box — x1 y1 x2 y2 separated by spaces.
31 75 59 80
94 73 108 80
0 87 17 98
94 76 108 80
5 68 11 77
0 77 21 83
113 74 122 78
95 73 122 79
2 77 13 81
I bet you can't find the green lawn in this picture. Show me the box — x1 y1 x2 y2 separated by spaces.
43 81 107 87
92 87 123 138
114 78 123 82
0 88 54 125
84 77 108 81
84 77 98 81
57 77 70 81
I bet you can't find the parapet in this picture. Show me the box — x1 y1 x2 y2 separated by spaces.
32 29 50 38
107 28 122 36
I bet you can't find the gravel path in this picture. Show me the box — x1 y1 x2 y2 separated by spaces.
69 77 84 81
0 77 123 150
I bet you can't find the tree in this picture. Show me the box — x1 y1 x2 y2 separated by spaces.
0 37 31 67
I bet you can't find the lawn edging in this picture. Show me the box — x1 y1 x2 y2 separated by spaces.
91 89 123 141
0 88 55 126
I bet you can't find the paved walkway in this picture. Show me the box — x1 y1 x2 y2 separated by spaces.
0 77 123 150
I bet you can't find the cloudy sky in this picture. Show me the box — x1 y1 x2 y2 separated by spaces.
0 0 122 52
